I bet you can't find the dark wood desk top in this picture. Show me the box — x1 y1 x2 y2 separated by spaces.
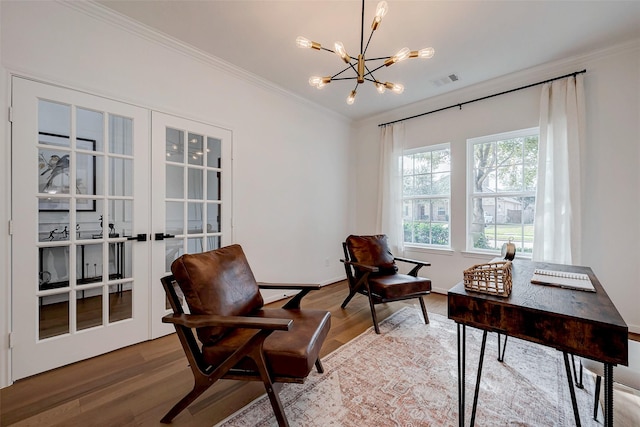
448 259 628 365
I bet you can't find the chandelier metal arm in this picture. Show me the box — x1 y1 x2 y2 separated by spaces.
327 63 356 80
363 64 378 81
363 27 375 56
364 56 392 61
367 62 389 75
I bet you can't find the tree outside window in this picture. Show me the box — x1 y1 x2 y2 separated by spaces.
403 144 451 247
468 128 538 254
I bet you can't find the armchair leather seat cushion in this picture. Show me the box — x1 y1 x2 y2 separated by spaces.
369 274 432 299
202 308 331 378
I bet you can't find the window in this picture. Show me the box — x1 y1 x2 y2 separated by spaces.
402 144 451 247
467 128 539 255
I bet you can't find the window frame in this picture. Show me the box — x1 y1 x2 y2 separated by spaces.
402 142 451 249
466 127 539 256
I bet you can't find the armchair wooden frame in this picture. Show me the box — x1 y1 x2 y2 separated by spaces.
160 275 324 427
340 241 431 334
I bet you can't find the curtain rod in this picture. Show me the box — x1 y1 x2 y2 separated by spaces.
378 69 587 127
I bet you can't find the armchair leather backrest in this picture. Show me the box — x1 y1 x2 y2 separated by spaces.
345 234 398 276
171 244 264 344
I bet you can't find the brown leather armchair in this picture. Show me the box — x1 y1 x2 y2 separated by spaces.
160 244 331 426
341 234 431 334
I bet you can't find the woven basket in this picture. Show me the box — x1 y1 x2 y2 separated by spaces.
463 260 513 297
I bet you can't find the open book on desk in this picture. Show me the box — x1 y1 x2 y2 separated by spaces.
531 268 596 292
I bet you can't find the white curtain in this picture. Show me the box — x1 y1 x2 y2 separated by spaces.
376 123 405 254
533 75 585 264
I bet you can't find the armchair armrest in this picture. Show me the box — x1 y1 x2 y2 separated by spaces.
393 256 431 267
340 259 380 273
258 282 322 291
162 313 292 331
258 282 324 310
393 256 430 277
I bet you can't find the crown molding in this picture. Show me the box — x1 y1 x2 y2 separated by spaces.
60 1 349 123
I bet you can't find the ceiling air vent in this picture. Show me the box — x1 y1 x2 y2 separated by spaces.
431 73 459 87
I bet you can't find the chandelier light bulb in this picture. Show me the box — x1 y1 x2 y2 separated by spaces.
346 90 357 105
376 1 389 19
393 47 411 63
296 36 320 50
390 83 405 94
417 47 435 59
309 76 322 87
376 82 386 94
371 1 389 30
309 76 331 88
334 42 351 63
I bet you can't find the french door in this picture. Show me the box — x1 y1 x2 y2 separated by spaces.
150 112 232 338
11 78 151 380
10 79 233 380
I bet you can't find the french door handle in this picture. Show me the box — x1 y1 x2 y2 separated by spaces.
127 233 148 242
154 233 176 241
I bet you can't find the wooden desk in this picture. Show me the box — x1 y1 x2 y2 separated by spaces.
448 259 628 427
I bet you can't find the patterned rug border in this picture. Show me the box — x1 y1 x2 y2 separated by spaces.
215 307 597 426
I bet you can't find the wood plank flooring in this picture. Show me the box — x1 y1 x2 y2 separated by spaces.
2 280 637 426
1 281 447 427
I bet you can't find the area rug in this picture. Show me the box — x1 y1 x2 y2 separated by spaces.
216 307 598 426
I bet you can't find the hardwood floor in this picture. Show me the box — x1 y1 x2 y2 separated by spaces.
2 281 636 426
1 281 447 427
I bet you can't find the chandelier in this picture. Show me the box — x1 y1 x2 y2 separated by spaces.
296 0 435 105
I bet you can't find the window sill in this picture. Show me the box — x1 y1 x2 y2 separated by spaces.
403 245 455 256
461 250 532 261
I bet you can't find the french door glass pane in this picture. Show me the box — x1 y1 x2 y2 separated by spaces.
166 128 184 163
165 238 184 271
187 203 203 234
207 203 220 233
79 243 103 283
109 158 133 197
188 133 204 166
108 199 132 238
187 237 203 254
207 171 220 200
38 100 70 148
207 137 221 168
109 283 132 323
77 286 103 331
77 108 104 152
39 294 69 339
166 165 183 199
38 148 71 195
109 115 133 155
166 201 184 235
39 246 69 290
187 168 203 199
38 207 70 242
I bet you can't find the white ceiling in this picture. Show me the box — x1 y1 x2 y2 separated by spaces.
97 0 640 121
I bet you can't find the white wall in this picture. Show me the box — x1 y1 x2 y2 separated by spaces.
0 1 352 386
352 40 640 334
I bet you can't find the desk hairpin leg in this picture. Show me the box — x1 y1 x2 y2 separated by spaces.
497 333 507 362
563 352 581 427
457 324 465 427
604 363 613 427
571 354 583 389
470 331 488 427
457 324 488 427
